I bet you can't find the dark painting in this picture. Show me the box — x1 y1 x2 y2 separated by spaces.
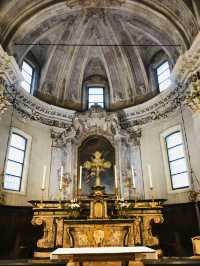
78 135 115 196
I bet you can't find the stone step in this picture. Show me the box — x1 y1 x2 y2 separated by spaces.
0 260 66 266
144 258 200 265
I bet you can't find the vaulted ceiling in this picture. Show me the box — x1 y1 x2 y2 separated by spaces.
0 0 199 110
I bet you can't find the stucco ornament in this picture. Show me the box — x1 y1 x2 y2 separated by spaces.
51 105 135 146
66 0 125 8
186 78 200 113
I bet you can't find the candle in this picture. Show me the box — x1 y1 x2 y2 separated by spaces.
42 165 46 190
147 164 153 189
131 166 136 189
114 165 118 188
79 166 82 189
59 165 63 190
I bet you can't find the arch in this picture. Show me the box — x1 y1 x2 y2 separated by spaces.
78 135 115 196
82 58 110 110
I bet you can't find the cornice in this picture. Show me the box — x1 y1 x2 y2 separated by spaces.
1 33 200 129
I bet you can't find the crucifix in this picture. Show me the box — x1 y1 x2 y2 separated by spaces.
83 151 112 187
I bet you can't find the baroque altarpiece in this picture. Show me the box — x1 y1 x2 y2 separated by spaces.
30 106 164 258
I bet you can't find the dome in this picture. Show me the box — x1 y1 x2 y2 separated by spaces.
0 0 198 111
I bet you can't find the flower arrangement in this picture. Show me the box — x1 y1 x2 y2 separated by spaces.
116 199 130 210
69 199 80 210
116 199 131 218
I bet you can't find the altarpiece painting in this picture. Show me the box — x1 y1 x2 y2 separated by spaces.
78 135 115 196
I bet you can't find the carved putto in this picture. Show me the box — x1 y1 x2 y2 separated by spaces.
52 106 124 145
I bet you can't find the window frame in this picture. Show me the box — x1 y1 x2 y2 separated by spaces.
155 60 171 93
3 128 32 195
160 125 190 193
87 86 105 109
21 59 36 94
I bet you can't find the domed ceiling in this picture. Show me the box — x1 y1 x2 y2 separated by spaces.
0 0 199 111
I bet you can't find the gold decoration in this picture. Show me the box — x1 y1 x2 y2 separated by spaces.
83 151 111 187
142 215 164 246
32 216 56 249
63 222 134 247
30 200 164 257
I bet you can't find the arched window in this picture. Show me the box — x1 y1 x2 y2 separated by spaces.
156 61 171 92
149 51 172 93
161 126 190 191
21 51 40 95
3 128 32 193
21 60 35 94
87 86 105 109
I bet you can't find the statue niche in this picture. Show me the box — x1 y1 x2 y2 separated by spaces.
78 136 115 197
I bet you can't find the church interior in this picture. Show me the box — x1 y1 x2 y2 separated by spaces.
1 0 200 265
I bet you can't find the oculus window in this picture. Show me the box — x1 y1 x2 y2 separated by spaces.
4 132 27 192
21 60 35 93
88 87 104 109
156 61 171 92
165 131 190 190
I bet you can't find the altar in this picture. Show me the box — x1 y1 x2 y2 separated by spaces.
30 198 164 259
30 107 164 263
50 246 157 266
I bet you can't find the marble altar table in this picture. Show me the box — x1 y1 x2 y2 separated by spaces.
50 246 157 266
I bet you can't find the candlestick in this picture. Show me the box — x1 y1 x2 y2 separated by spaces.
41 165 46 190
133 187 137 205
114 165 118 188
131 166 136 189
147 164 153 189
59 165 63 190
79 166 82 190
150 187 154 202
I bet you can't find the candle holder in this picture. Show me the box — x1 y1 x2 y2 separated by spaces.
78 187 82 200
150 187 154 202
133 187 137 205
40 188 45 208
59 188 62 208
115 187 120 201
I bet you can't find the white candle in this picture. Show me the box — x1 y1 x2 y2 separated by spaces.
41 165 46 190
131 166 136 189
114 165 118 188
59 165 63 190
147 164 153 189
79 166 82 189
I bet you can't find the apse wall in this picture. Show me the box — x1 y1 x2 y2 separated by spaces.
1 104 200 206
141 107 200 204
0 109 52 206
